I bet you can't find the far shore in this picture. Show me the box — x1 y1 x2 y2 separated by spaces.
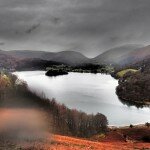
109 123 149 129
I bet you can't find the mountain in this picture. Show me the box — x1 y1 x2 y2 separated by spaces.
91 44 143 65
1 44 149 68
4 50 45 59
41 51 89 65
3 50 89 66
119 45 150 65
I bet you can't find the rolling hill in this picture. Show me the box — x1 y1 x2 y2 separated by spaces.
119 45 150 66
3 50 89 66
91 44 143 65
0 44 150 69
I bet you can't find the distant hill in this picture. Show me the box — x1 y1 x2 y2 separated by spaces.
3 50 45 59
0 50 18 69
41 51 89 66
119 45 150 66
16 58 62 71
0 50 63 70
1 44 149 69
3 50 89 66
91 44 143 65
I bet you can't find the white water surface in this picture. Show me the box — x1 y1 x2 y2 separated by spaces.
14 71 150 126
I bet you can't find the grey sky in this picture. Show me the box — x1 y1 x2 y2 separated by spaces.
0 0 150 57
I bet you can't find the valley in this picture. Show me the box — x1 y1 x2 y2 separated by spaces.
0 44 150 149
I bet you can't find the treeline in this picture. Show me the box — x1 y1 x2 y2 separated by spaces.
116 57 150 107
73 63 114 73
0 72 108 137
45 68 68 76
46 63 114 75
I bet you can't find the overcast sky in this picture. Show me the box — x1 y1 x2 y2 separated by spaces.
0 0 150 57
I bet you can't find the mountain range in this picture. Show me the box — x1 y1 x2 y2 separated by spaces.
0 44 150 69
2 50 89 66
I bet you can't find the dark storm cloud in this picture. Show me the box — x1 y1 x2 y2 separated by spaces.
0 0 150 57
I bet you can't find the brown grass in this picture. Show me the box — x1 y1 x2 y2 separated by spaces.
10 134 149 150
0 109 149 150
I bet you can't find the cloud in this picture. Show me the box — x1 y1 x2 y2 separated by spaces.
25 23 40 34
0 42 5 46
0 0 150 57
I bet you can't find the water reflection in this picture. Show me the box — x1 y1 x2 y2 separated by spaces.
117 95 150 108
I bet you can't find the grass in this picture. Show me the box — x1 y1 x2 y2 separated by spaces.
117 69 138 78
10 134 150 150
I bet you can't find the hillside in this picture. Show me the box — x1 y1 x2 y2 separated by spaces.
0 50 63 71
119 45 150 66
0 44 150 69
115 56 150 106
3 50 89 66
3 50 45 59
1 128 150 150
91 44 143 65
0 50 18 70
16 58 62 71
42 51 89 66
30 133 150 150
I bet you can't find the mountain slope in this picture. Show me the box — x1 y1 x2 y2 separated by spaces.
3 50 89 66
0 50 18 69
1 44 149 68
120 45 150 65
91 44 143 65
3 50 45 59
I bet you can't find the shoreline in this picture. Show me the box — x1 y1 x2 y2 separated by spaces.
109 123 149 129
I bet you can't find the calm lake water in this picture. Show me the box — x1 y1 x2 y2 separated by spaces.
14 71 150 126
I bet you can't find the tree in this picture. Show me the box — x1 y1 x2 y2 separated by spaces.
94 113 108 133
129 124 134 128
0 74 11 99
145 122 150 128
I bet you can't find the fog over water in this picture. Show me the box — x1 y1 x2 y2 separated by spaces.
14 71 150 126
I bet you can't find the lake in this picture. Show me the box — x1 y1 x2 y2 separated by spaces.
13 71 150 126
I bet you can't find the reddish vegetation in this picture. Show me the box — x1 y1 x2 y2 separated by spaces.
15 133 150 150
10 125 149 150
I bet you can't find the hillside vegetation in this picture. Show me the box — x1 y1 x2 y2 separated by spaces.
2 126 150 150
2 50 89 66
116 57 150 106
116 69 138 78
